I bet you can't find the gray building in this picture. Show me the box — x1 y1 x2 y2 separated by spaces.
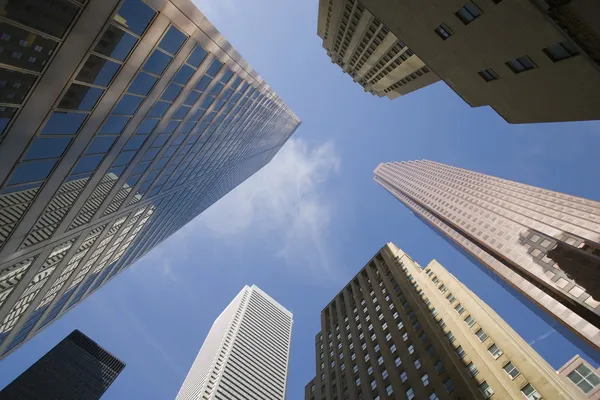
0 329 124 400
0 0 299 358
318 0 600 123
375 160 600 361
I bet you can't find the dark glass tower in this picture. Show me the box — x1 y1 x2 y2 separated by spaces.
0 329 124 400
0 0 300 358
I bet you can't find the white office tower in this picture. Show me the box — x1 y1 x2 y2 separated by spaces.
175 285 293 400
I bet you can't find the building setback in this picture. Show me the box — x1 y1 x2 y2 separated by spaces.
374 160 600 359
0 0 299 359
318 0 600 123
175 285 293 400
0 329 124 400
305 243 585 400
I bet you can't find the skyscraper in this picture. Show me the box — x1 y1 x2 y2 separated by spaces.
0 0 299 359
0 329 124 400
175 285 293 400
305 243 585 400
374 160 600 358
318 0 600 123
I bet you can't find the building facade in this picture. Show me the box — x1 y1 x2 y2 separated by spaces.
0 0 299 359
317 0 440 99
318 0 600 123
0 329 124 400
175 285 293 400
305 243 585 400
374 160 600 358
558 354 600 399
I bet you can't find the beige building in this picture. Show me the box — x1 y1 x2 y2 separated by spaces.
305 243 585 400
559 355 600 399
317 0 440 99
318 0 600 123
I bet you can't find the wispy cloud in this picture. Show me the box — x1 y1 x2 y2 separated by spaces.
196 138 341 275
528 326 556 346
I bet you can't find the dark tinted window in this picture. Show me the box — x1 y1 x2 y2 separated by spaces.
114 0 156 35
94 25 137 62
1 0 79 38
59 84 104 111
9 160 56 185
24 137 71 160
0 68 36 105
0 22 58 72
158 26 187 54
76 55 120 87
129 72 158 95
41 112 87 135
143 50 172 75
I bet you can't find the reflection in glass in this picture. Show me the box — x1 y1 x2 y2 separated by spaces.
85 136 117 155
195 75 213 91
206 60 223 77
58 84 104 111
129 72 158 96
174 65 195 85
143 50 172 75
124 135 147 151
136 119 159 134
76 55 120 87
1 0 79 38
161 83 182 102
0 106 17 135
0 68 36 105
72 154 104 174
187 46 208 68
113 94 144 115
9 160 57 185
158 26 187 54
148 101 170 118
94 25 137 62
24 137 71 160
113 0 156 36
99 116 131 134
162 121 179 134
113 150 136 167
183 91 201 106
172 106 190 119
0 22 57 72
41 112 87 135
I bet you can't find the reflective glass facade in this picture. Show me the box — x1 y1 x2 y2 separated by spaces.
0 0 299 358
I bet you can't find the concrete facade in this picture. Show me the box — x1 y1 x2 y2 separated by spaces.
558 354 600 399
317 0 440 99
0 0 299 359
320 0 600 123
305 243 585 400
375 160 600 358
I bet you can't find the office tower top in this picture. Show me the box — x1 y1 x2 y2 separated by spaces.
0 329 124 400
375 160 600 358
0 0 299 359
318 0 600 123
558 354 600 398
176 285 293 400
305 243 584 400
317 0 440 99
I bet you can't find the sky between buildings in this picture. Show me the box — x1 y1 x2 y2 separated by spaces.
1 0 600 399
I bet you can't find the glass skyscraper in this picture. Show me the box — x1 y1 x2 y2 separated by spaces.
0 0 299 359
375 160 600 360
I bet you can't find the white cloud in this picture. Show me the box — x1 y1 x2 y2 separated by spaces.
528 326 556 346
196 138 341 274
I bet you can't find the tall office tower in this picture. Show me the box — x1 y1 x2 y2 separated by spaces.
305 243 586 400
317 0 600 123
0 0 300 359
374 160 600 359
175 285 293 400
0 329 124 400
317 0 440 99
558 354 600 398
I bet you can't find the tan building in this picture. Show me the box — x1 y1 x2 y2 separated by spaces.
317 0 440 99
305 243 585 400
558 355 600 399
318 0 600 123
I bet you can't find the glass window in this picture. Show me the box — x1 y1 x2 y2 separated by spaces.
129 72 158 95
85 136 117 154
456 346 466 358
95 25 137 62
148 101 170 118
136 119 159 134
174 65 195 85
503 361 519 379
59 84 104 111
479 382 494 398
173 106 190 119
567 363 600 393
113 150 136 166
464 315 475 327
421 373 430 387
506 56 536 73
41 112 87 135
0 68 36 104
152 134 170 148
543 41 578 62
401 372 407 382
435 360 444 374
206 59 223 76
521 384 542 400
161 83 182 101
158 26 187 54
124 136 147 151
144 50 172 75
162 121 179 134
488 344 502 359
0 23 58 72
195 75 213 91
478 69 499 82
406 387 414 400
24 137 71 160
113 94 144 115
475 328 488 342
434 24 453 40
72 154 104 174
466 362 478 377
444 378 455 393
114 0 156 36
0 0 78 38
429 393 439 400
0 106 17 134
187 46 208 67
9 160 57 185
99 116 131 135
76 55 120 87
184 91 201 106
456 2 482 24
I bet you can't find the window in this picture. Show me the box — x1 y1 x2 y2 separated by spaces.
456 2 482 24
368 366 373 376
421 373 430 387
455 304 465 314
488 344 502 359
394 356 401 367
444 378 455 393
543 41 578 62
567 363 600 393
464 315 475 327
506 56 536 73
370 380 377 390
466 362 479 377
478 69 499 82
479 381 494 398
435 361 444 375
429 394 439 400
503 361 520 379
446 294 456 303
386 384 393 395
356 377 361 387
408 345 415 355
446 331 455 343
401 371 408 382
378 356 384 366
382 369 388 380
475 328 488 342
406 387 415 400
521 384 542 400
434 24 453 40
403 332 409 342
456 346 466 359
414 359 422 369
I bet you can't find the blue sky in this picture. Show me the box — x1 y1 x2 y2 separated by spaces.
2 0 600 398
